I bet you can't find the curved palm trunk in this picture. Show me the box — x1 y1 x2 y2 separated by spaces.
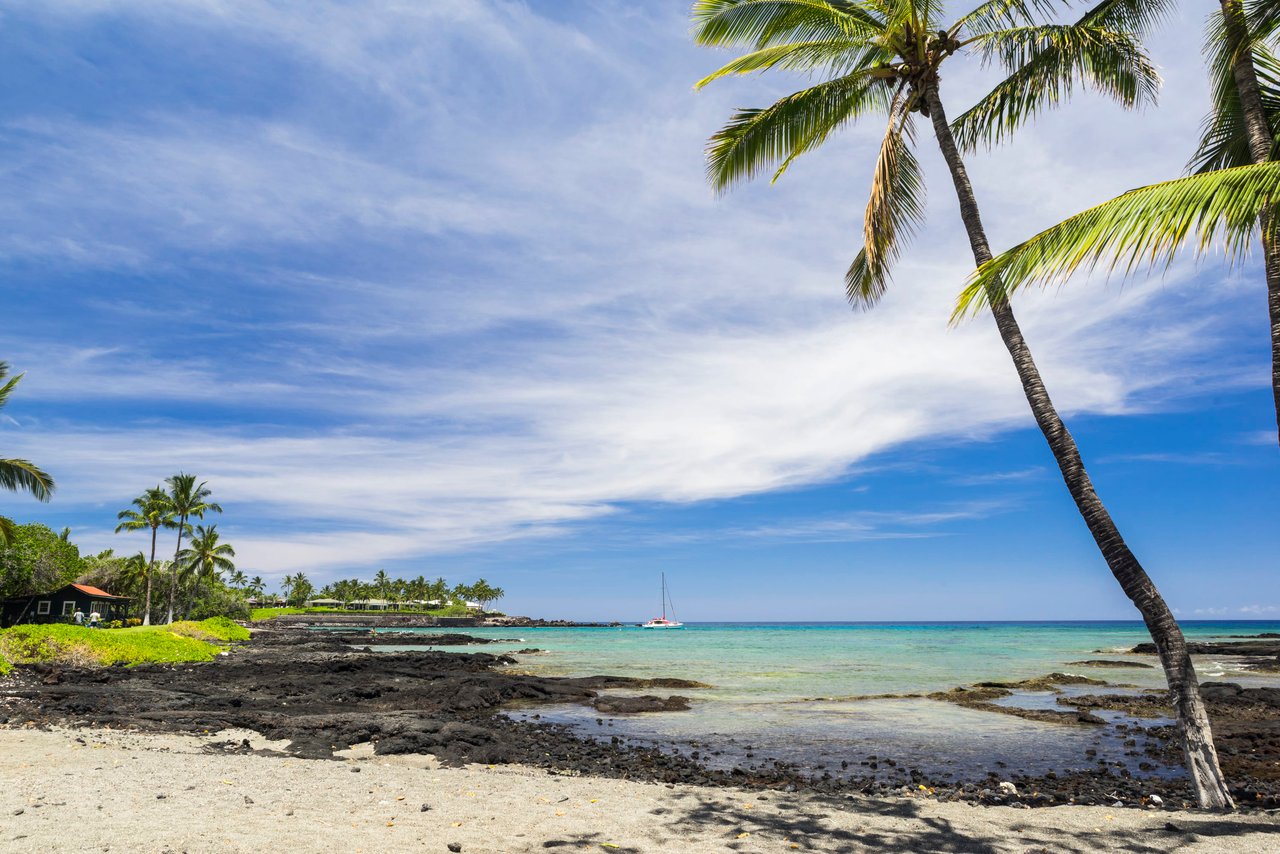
167 514 186 625
1222 0 1280 446
143 525 157 626
922 82 1234 809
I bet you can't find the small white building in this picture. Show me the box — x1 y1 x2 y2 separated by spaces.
346 599 390 611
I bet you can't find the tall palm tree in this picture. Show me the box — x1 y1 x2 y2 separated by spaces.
0 362 55 544
248 575 265 600
693 0 1233 807
164 473 222 624
1217 1 1280 443
114 486 175 625
178 524 236 604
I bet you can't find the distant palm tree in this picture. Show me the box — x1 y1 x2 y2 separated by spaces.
248 575 266 600
373 569 391 601
284 572 312 607
0 362 55 544
693 0 1230 807
280 573 296 605
178 524 236 602
114 486 176 625
164 473 222 624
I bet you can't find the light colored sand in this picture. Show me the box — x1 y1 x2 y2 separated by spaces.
1 726 1277 853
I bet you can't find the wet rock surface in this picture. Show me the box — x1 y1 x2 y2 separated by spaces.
1128 638 1280 674
1130 640 1280 656
327 632 518 646
1067 659 1155 669
482 617 625 628
591 695 692 714
1 628 1278 810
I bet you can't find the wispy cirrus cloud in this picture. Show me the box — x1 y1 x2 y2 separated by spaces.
0 2 1268 590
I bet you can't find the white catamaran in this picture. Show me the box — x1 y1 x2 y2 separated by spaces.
640 573 684 629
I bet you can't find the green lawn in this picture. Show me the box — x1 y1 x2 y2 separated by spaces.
0 617 250 676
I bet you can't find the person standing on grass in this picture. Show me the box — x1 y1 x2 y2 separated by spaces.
72 607 84 626
88 609 101 628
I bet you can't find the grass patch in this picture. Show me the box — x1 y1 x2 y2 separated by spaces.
0 618 249 675
248 607 309 621
169 616 250 643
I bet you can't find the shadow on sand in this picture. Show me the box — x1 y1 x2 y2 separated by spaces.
538 791 1280 852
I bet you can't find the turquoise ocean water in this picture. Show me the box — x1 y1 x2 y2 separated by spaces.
371 621 1280 780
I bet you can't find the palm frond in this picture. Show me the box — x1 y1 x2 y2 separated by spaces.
0 458 54 501
1193 11 1280 173
707 70 890 192
952 161 1280 319
1247 0 1280 45
0 369 20 409
0 516 14 547
952 23 1160 152
695 39 891 88
951 0 1060 40
1079 0 1177 36
691 0 883 49
846 92 925 307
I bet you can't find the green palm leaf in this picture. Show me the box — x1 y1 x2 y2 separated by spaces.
695 39 890 87
1247 0 1280 45
1076 0 1176 36
952 21 1160 152
953 161 1280 319
707 70 890 191
0 362 55 501
952 0 1060 39
1192 12 1280 173
691 0 884 49
0 458 54 502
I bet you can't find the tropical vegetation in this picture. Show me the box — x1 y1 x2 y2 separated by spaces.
113 486 176 625
163 473 222 625
4 454 506 631
692 0 1233 806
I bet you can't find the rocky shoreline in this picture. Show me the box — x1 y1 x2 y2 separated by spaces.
1128 639 1280 674
2 628 1278 811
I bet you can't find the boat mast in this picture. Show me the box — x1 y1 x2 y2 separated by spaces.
660 572 667 620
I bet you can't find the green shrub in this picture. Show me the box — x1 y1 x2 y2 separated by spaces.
186 587 251 622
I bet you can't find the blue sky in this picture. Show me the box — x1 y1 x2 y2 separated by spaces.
1 1 1276 620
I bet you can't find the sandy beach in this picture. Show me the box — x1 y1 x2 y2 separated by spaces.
3 725 1279 854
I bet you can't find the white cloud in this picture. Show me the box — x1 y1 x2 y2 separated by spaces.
0 2 1267 582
